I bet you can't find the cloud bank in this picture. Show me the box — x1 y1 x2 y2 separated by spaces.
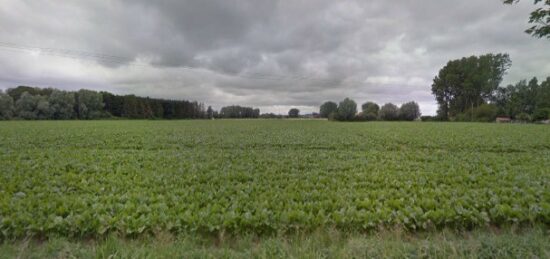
0 0 548 115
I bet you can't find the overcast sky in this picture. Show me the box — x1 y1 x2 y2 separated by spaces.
0 1 548 115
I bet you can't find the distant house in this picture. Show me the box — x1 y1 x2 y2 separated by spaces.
496 116 511 123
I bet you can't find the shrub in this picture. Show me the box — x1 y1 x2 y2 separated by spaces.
516 113 531 122
532 108 550 121
473 104 498 122
421 116 435 122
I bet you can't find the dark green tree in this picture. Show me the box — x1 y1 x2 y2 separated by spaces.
76 89 104 119
504 0 550 39
362 102 380 121
6 86 53 101
399 101 421 121
431 53 511 120
319 101 338 118
288 108 300 118
220 105 260 118
379 103 399 121
0 91 15 120
336 98 357 121
102 92 124 117
36 96 52 119
49 90 75 119
206 106 214 119
495 77 550 119
15 92 39 120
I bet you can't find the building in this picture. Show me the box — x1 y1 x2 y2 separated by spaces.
496 116 511 123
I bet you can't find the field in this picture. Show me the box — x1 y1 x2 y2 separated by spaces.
1 120 549 239
1 120 550 257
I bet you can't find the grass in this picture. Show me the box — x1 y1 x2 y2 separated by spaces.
1 226 549 258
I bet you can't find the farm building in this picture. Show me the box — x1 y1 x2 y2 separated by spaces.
496 117 511 123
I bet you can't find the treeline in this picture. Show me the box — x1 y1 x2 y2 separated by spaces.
431 53 550 122
0 86 267 120
493 77 550 122
0 86 206 120
217 105 260 118
319 98 421 122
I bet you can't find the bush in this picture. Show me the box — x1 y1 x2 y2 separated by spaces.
354 112 368 121
454 113 469 122
364 112 378 121
421 116 436 122
473 104 498 122
328 112 338 121
516 113 531 122
532 108 550 121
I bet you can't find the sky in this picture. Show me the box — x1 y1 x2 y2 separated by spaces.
0 1 548 115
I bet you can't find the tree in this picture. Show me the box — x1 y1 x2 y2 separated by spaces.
336 98 357 121
431 53 511 120
319 101 338 118
399 101 421 121
516 112 532 122
288 108 300 118
472 104 498 122
0 91 15 120
15 92 39 120
6 86 53 101
35 96 52 119
504 0 550 39
206 106 214 119
533 108 550 120
379 103 399 121
494 77 550 119
49 90 75 119
102 92 124 117
220 105 260 118
362 102 380 121
76 89 104 119
537 77 550 110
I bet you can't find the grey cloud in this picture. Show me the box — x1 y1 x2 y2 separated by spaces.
0 0 548 115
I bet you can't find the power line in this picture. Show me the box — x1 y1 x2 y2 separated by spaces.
0 41 349 84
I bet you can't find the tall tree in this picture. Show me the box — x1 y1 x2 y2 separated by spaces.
431 53 511 120
49 90 76 119
0 91 15 120
15 92 39 120
319 101 338 118
76 89 104 119
495 77 550 119
206 106 214 119
504 0 550 39
35 96 52 119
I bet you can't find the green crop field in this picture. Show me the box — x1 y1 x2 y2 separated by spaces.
1 120 549 239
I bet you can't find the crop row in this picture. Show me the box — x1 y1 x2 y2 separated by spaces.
1 121 549 238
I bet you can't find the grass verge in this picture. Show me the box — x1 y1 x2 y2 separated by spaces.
1 226 549 258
